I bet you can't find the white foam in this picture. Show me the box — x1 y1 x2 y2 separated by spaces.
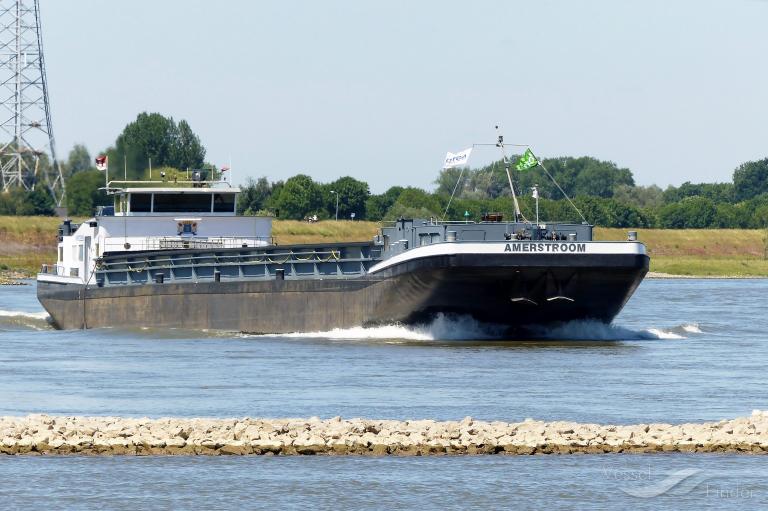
682 323 703 334
0 308 51 331
538 320 707 341
645 328 686 340
0 309 49 320
268 313 505 341
279 324 433 341
243 315 705 343
532 320 661 341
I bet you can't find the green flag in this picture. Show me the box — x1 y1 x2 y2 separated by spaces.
515 148 538 171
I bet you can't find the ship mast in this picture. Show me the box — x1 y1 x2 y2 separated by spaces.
445 127 583 224
495 127 522 222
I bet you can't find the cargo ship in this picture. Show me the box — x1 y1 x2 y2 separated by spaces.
37 141 649 335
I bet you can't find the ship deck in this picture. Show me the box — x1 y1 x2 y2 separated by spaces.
39 242 383 287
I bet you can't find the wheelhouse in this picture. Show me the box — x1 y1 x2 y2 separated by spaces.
113 188 238 216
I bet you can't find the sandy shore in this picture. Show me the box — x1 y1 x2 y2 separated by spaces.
0 271 28 285
1 412 767 456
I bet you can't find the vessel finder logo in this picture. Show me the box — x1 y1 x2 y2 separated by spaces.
617 468 708 498
608 466 755 500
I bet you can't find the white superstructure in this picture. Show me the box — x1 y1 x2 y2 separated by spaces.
41 186 272 285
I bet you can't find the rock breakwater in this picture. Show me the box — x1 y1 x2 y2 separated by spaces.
2 412 768 456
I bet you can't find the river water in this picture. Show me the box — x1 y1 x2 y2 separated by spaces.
0 279 766 509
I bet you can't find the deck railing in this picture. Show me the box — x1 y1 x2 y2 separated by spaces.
101 236 274 253
39 264 66 276
95 243 383 286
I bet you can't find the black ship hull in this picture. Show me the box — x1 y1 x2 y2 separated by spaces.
37 251 649 335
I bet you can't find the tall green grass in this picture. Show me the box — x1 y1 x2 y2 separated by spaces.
272 220 379 244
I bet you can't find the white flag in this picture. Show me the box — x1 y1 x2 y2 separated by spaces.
443 147 472 169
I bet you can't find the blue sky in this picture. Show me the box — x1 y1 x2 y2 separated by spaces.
43 0 768 192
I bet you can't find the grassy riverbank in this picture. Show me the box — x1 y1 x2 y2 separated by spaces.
0 216 64 281
0 216 766 278
595 228 768 277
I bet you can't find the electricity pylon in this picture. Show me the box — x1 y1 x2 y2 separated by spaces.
0 0 64 206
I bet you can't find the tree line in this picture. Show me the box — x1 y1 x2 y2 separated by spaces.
237 156 768 229
2 111 768 229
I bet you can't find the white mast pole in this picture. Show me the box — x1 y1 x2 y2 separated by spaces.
496 127 522 222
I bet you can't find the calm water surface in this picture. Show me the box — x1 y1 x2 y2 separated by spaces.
0 279 766 509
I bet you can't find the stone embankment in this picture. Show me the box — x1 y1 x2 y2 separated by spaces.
2 412 768 456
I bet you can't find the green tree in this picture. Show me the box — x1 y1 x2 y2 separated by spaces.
26 188 56 215
434 167 465 196
663 182 735 204
657 196 717 228
733 159 768 201
435 156 635 202
274 174 322 219
435 160 512 200
605 199 652 227
264 180 284 212
63 144 93 177
743 194 768 228
171 120 206 171
365 186 404 220
571 197 650 227
752 204 768 228
65 170 110 216
516 156 634 199
711 203 750 228
237 176 274 215
384 187 442 219
109 112 206 179
613 184 664 208
323 176 370 220
0 189 25 215
0 188 54 215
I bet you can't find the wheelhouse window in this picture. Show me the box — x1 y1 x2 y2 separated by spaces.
153 193 212 213
130 193 152 212
213 193 236 213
